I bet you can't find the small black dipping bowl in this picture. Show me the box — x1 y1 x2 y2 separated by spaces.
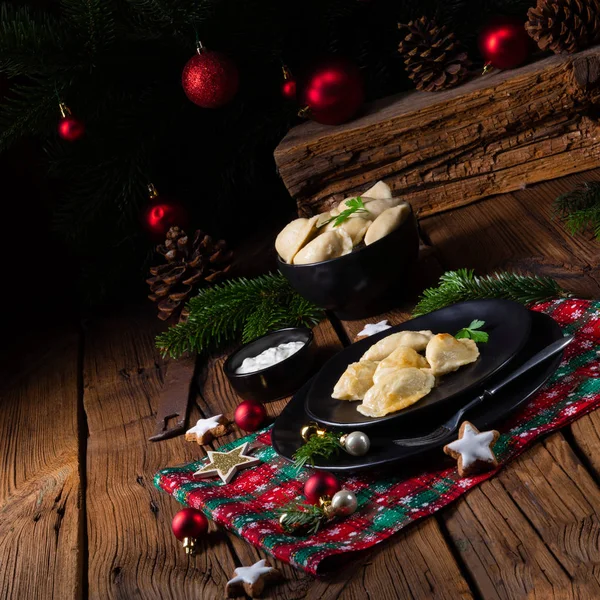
277 208 419 320
223 327 315 402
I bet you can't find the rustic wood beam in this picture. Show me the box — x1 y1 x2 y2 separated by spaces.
274 46 600 218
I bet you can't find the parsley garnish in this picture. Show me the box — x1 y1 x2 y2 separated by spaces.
455 319 489 343
319 197 369 228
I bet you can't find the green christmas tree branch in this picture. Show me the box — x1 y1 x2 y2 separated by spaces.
413 269 569 316
553 181 600 241
156 273 324 359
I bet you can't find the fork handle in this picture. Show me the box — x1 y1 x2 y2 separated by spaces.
444 392 488 432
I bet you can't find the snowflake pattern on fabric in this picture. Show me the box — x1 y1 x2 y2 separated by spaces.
155 299 600 576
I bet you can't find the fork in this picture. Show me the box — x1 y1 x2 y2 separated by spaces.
393 335 574 448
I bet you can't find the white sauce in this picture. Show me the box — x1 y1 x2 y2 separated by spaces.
236 341 305 374
357 320 392 338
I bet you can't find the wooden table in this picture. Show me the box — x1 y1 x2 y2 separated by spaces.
2 169 600 600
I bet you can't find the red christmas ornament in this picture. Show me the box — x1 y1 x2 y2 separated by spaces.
303 471 341 505
281 65 297 101
234 399 266 432
298 57 365 126
141 183 188 241
182 41 239 108
57 103 85 141
478 16 531 71
172 508 208 555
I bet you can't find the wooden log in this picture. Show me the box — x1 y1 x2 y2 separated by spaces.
274 46 600 219
0 328 84 600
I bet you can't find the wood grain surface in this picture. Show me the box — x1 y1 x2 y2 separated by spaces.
2 169 600 599
274 47 600 219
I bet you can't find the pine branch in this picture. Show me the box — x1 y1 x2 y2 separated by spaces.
278 501 326 536
0 4 68 76
554 181 600 241
155 273 324 358
413 269 568 316
292 431 343 471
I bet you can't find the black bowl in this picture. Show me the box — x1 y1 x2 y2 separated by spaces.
277 208 420 320
223 328 315 402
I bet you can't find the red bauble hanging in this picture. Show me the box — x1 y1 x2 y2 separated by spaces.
303 471 341 505
141 183 189 241
172 508 209 555
182 41 239 108
478 16 531 71
298 57 365 126
57 102 85 141
234 399 267 432
281 65 297 101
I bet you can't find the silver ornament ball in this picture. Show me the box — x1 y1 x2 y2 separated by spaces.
343 431 370 456
331 489 358 517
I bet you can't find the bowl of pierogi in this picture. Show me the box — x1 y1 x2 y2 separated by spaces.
276 181 419 320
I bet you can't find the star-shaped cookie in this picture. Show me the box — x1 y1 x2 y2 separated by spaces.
185 414 230 445
194 442 260 484
226 559 281 598
443 421 499 477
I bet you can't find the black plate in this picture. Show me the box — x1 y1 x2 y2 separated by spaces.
273 311 563 472
305 299 531 428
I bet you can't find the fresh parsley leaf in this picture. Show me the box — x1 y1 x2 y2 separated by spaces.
318 197 369 228
455 319 489 343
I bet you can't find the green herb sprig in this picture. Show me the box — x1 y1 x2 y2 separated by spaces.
319 197 369 228
456 319 489 343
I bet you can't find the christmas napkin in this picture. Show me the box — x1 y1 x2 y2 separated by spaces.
155 298 600 576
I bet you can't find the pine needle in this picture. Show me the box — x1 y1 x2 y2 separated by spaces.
413 269 568 316
155 273 324 358
554 181 600 241
278 501 325 536
292 432 343 471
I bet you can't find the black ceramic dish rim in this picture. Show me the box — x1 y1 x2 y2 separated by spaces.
223 327 315 380
275 205 416 268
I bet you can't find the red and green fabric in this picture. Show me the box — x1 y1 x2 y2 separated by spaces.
155 299 600 576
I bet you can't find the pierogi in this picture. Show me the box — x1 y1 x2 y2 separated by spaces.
357 368 435 418
425 334 480 376
360 330 434 361
373 346 429 384
332 360 378 401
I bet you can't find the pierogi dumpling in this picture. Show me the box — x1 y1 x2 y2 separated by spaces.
373 346 429 384
361 330 434 361
364 203 411 246
425 334 480 376
275 215 319 263
292 229 353 265
357 368 435 417
325 217 372 246
363 180 393 200
332 360 378 401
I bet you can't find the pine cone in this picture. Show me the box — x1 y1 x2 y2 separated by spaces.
147 226 233 321
526 0 600 54
398 17 471 92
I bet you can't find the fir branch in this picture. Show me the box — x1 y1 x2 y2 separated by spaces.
292 431 343 471
413 269 568 316
278 501 325 536
155 273 324 358
554 181 600 241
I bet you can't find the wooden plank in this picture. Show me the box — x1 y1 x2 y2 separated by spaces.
498 434 600 587
0 327 83 600
420 176 600 298
274 46 600 219
83 309 243 600
443 479 576 600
